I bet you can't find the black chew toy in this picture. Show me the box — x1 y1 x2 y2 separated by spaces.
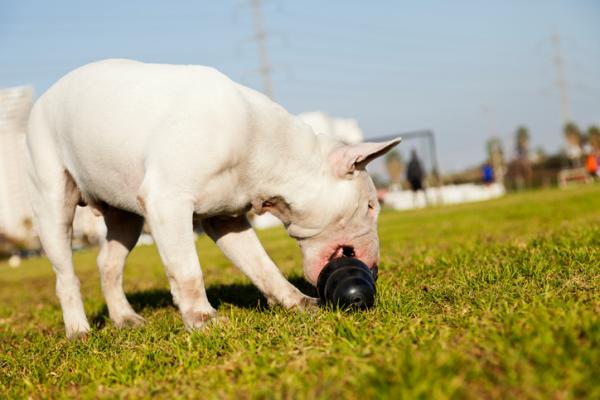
317 257 376 310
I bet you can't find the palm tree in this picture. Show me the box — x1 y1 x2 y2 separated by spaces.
516 126 530 159
385 150 404 189
587 125 600 152
486 136 505 183
486 137 503 161
564 122 583 166
564 122 582 147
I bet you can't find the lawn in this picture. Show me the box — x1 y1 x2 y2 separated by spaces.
1 185 599 399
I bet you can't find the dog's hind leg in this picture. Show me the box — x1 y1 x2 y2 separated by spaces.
26 108 91 339
97 207 145 328
26 155 90 337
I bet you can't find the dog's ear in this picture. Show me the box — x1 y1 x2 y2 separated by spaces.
329 138 402 178
252 196 291 225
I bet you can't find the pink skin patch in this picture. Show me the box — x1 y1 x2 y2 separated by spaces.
304 239 380 285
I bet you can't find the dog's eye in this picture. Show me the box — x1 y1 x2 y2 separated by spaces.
368 200 375 210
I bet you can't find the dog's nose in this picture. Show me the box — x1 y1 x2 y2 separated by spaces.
342 246 355 257
371 265 379 282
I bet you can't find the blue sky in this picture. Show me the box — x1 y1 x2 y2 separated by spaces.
1 1 599 172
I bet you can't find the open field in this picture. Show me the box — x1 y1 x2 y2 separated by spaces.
1 185 599 399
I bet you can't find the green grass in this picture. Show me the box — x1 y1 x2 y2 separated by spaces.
1 185 599 399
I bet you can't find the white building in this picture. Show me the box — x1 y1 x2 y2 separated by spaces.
0 86 104 245
0 86 34 241
383 183 506 210
298 111 364 144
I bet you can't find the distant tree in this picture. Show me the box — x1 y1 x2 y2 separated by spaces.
515 126 530 159
564 122 583 147
564 122 583 166
533 146 547 163
385 150 404 188
587 125 600 152
485 136 505 183
486 137 503 162
505 126 533 190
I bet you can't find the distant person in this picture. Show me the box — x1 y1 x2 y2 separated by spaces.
482 162 495 185
406 149 427 206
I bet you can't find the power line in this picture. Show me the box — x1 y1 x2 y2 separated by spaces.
250 0 274 99
551 32 571 125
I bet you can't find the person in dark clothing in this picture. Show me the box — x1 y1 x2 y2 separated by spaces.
406 149 427 206
407 149 424 191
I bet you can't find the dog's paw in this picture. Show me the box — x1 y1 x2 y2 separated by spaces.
287 294 319 312
65 321 91 340
113 312 146 329
182 309 222 331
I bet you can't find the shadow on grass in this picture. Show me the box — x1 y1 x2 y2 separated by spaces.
91 276 317 328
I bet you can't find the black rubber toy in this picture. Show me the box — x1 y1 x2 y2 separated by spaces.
317 257 377 310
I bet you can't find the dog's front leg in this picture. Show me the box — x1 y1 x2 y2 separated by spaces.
201 215 317 310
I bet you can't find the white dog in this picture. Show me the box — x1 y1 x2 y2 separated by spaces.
26 59 400 339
